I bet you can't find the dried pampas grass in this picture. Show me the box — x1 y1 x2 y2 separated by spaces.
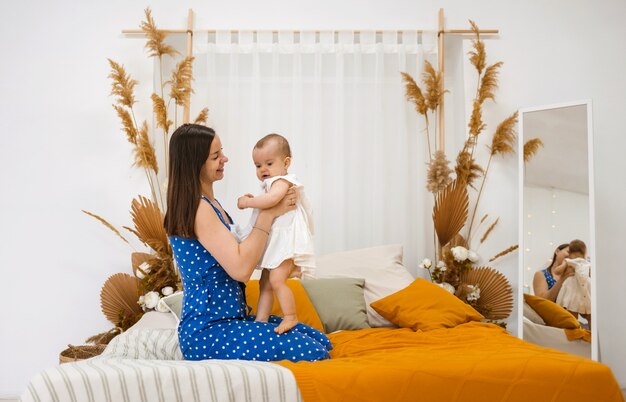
194 107 209 124
151 94 172 132
468 21 486 74
480 218 499 244
169 56 194 108
423 61 446 112
401 72 427 115
82 210 129 244
490 111 518 156
108 59 137 108
468 100 486 138
478 62 502 104
86 328 122 345
427 150 453 193
134 122 159 173
140 8 178 58
455 150 483 188
139 257 180 295
113 105 137 144
433 179 469 247
524 138 544 162
489 245 519 262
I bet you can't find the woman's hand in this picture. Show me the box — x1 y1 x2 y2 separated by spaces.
562 264 575 279
265 188 297 218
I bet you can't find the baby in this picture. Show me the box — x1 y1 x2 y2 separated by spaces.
236 133 315 334
555 239 591 325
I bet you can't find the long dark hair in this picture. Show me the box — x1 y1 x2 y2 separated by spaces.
164 124 216 238
547 243 569 274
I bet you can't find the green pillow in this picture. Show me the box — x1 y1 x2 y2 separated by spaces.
301 278 371 333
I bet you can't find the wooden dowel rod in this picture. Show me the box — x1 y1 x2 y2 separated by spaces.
446 29 498 34
437 8 445 153
183 9 193 124
122 28 498 35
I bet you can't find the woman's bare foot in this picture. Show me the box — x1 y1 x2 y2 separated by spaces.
275 315 298 334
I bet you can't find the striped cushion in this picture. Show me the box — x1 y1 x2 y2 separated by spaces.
101 329 183 360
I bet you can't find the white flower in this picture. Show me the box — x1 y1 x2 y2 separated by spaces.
451 246 469 262
137 262 151 278
156 299 170 313
438 282 455 294
138 295 145 306
143 291 160 309
161 286 174 296
466 285 481 301
436 260 447 271
419 258 432 270
468 250 480 263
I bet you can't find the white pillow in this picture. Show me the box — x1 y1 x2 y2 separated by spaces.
159 291 183 322
129 310 178 331
315 244 414 327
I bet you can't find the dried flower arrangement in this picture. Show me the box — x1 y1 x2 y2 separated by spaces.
402 21 534 321
83 8 208 335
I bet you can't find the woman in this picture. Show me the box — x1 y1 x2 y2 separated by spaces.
164 124 331 362
532 243 575 302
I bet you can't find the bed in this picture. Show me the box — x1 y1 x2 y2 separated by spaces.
522 298 591 359
20 245 624 402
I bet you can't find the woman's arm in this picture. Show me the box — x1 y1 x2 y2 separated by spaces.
238 179 291 210
532 265 574 302
196 189 296 282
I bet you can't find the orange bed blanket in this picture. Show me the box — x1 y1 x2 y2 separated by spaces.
278 322 623 402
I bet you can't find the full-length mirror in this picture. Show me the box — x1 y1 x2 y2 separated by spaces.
518 100 597 360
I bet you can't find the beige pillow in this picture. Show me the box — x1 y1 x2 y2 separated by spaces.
301 278 370 333
523 300 546 325
315 244 414 327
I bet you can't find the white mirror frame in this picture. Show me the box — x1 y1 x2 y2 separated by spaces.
517 99 597 360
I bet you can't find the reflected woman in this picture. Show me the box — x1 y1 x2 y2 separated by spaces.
532 243 575 301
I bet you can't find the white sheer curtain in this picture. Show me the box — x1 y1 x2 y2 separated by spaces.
191 30 438 272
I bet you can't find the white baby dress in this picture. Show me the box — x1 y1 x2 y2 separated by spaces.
231 174 316 278
556 257 591 314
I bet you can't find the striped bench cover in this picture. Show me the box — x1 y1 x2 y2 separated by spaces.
21 329 302 402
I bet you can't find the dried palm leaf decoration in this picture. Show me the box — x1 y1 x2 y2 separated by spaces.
130 195 171 258
100 273 142 326
433 179 469 248
459 267 513 319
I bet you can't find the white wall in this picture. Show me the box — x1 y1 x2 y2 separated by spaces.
1 0 625 396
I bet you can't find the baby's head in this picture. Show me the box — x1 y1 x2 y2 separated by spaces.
252 133 292 181
568 239 587 259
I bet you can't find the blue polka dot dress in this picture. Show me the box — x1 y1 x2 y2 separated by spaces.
169 196 332 362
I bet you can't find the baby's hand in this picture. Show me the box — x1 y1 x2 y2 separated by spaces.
237 194 254 209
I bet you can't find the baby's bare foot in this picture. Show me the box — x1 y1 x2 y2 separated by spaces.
275 315 298 334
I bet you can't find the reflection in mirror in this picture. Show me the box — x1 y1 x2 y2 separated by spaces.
519 101 597 360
